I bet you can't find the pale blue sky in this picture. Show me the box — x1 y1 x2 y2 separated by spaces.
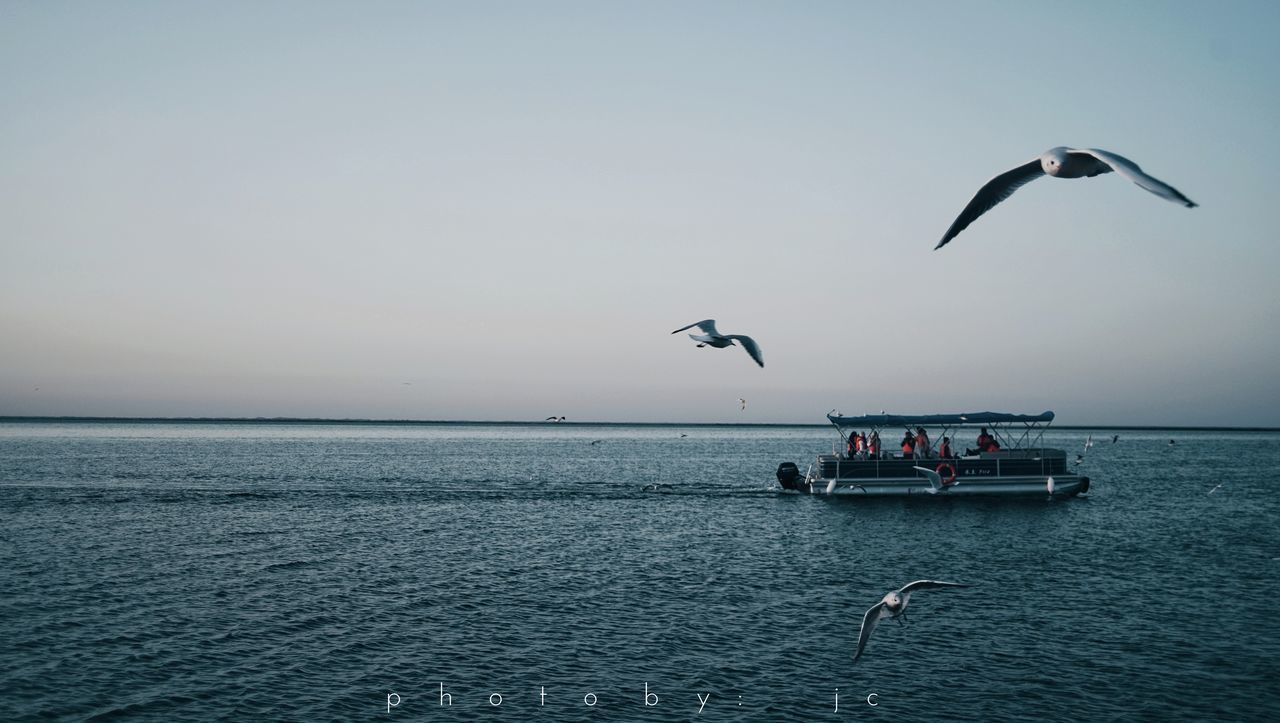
2 1 1278 424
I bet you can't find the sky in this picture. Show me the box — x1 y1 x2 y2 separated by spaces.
2 0 1278 425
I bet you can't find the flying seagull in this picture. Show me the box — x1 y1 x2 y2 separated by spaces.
739 397 747 411
854 580 969 662
1112 434 1120 444
545 416 566 422
913 466 960 494
670 319 764 368
935 147 1197 250
1209 482 1225 495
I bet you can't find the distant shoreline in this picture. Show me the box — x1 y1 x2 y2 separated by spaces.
1 416 1277 432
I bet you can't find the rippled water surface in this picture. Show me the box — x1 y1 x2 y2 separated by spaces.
2 422 1278 721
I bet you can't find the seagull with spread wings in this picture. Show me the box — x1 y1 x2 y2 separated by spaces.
935 146 1197 250
670 319 764 368
854 580 969 662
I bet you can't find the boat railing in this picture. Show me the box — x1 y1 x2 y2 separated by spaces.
819 448 1067 480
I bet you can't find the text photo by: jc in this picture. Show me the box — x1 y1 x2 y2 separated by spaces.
382 683 881 713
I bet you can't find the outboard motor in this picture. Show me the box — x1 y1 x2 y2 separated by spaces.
776 462 802 491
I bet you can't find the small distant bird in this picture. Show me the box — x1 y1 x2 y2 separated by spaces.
1169 439 1176 446
679 433 688 438
1112 434 1120 444
589 439 602 445
1047 477 1056 495
935 146 1197 250
401 382 413 386
545 416 566 422
1209 482 1225 495
1074 454 1084 466
739 398 747 411
1083 435 1093 452
854 580 969 662
671 319 764 368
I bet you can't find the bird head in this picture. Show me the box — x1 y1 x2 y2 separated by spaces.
883 591 902 609
1041 147 1070 176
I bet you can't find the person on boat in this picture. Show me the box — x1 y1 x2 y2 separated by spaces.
901 430 915 457
913 427 931 459
854 431 867 458
974 427 1001 453
976 427 992 452
845 432 863 459
868 431 881 459
939 436 954 459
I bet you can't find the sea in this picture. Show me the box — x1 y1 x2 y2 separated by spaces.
1 421 1277 722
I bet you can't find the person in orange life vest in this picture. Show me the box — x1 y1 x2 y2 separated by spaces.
901 430 915 456
868 431 881 459
976 427 993 452
913 427 931 459
846 434 856 459
939 436 953 459
854 431 867 457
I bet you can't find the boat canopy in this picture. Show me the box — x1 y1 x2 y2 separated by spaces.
827 411 1054 427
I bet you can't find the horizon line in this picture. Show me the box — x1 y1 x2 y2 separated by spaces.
1 415 1277 432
